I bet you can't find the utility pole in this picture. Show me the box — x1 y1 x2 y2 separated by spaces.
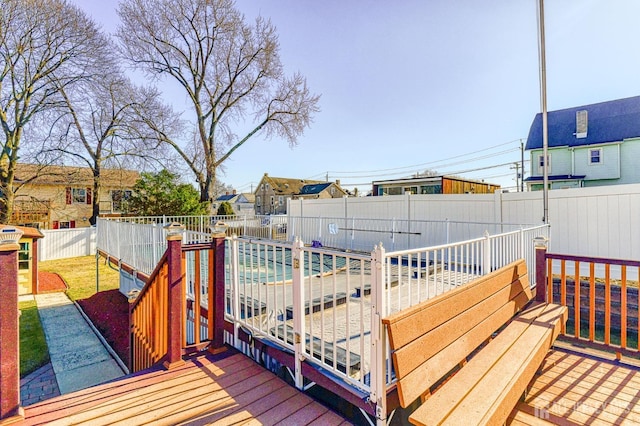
520 139 525 192
512 162 521 192
538 0 549 223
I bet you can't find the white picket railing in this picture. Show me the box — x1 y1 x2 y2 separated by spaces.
219 223 550 403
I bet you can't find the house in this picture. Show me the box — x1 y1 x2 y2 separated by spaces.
524 96 640 190
372 175 500 196
11 164 139 229
212 190 255 216
254 173 347 215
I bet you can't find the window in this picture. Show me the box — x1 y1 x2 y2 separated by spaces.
111 190 132 212
576 110 588 138
18 242 29 271
73 188 86 203
256 196 261 206
58 221 75 229
66 187 91 205
537 154 551 174
589 148 602 164
270 196 275 205
278 196 284 206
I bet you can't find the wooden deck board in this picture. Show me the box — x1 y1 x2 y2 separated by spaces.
510 348 640 426
23 350 351 426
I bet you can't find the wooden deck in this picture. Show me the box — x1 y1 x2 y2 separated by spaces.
509 348 640 425
22 349 351 426
19 345 640 425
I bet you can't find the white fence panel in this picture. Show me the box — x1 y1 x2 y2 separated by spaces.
290 183 640 260
38 228 97 261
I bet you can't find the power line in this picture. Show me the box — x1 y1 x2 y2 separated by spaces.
326 138 523 177
337 161 519 187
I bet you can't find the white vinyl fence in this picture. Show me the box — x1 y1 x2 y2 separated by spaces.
289 183 640 260
38 228 97 261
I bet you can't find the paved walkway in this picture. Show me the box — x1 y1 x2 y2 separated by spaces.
20 363 60 406
27 293 125 398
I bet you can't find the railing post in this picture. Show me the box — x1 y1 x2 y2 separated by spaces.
230 235 240 349
483 230 491 275
292 238 305 389
209 227 227 353
0 229 24 422
370 244 387 425
535 236 549 303
164 223 185 370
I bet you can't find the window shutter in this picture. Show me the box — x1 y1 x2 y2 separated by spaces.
65 187 72 205
86 188 92 205
52 221 59 229
70 220 76 228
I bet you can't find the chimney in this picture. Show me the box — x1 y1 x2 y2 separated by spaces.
225 191 229 195
233 189 236 195
336 179 341 186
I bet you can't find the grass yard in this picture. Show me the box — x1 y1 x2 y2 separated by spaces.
39 255 120 301
19 300 49 377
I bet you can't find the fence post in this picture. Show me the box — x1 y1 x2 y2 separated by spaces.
292 238 305 389
483 230 491 275
164 223 185 370
370 244 387 425
0 229 24 422
534 236 548 302
209 227 227 353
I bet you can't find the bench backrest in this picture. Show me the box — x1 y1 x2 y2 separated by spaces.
382 259 532 408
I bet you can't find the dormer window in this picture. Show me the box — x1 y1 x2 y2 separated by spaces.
576 110 588 138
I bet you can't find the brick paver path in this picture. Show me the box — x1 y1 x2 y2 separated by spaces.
20 362 60 406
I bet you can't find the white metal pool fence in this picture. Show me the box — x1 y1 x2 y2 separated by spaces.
97 215 541 275
209 224 548 411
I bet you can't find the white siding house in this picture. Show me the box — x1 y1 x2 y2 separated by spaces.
525 96 640 190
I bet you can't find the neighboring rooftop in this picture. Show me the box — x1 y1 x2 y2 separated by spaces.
526 95 640 150
14 164 139 187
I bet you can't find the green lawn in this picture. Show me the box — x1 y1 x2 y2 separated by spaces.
19 300 49 377
39 255 120 301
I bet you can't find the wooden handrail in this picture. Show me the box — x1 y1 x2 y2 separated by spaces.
544 253 639 358
546 252 640 268
129 250 168 312
130 253 170 372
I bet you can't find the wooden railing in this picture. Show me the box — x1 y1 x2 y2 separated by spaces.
130 252 169 372
543 252 640 358
128 231 227 373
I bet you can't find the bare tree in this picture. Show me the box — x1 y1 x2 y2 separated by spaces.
0 0 106 223
48 69 178 224
117 0 320 207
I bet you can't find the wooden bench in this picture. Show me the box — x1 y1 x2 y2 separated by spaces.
382 259 567 426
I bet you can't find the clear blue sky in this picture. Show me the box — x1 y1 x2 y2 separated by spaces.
71 0 640 194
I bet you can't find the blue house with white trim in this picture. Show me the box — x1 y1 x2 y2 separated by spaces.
524 96 640 190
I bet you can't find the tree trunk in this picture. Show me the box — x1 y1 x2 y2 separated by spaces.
90 166 101 226
0 187 14 225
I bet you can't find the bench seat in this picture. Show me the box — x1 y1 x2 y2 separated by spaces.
382 259 568 426
411 302 566 425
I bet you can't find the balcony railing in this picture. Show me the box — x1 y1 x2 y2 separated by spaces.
543 252 640 358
